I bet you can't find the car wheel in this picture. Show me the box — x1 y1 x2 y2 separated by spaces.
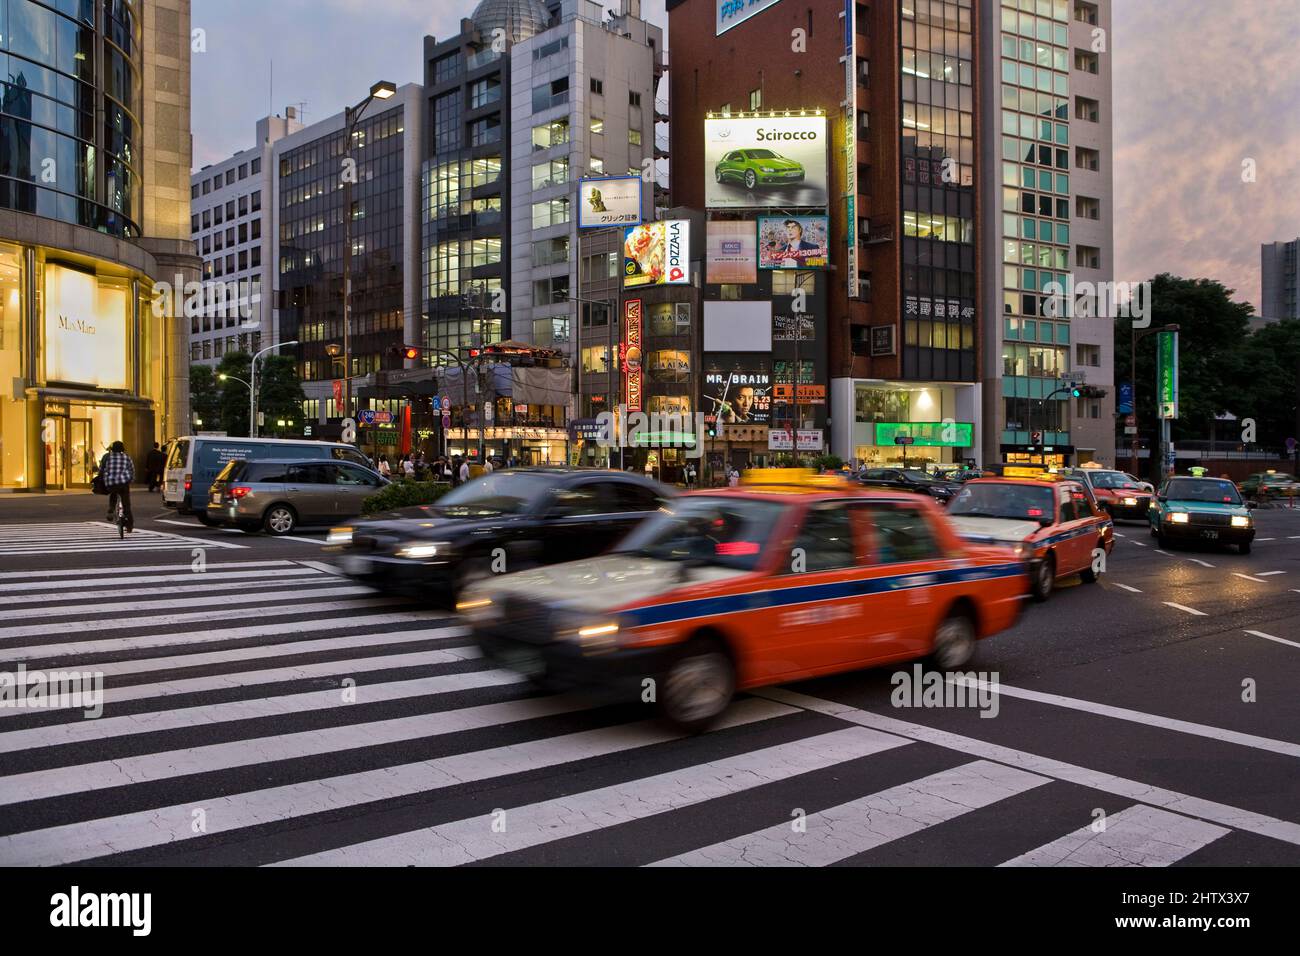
714 167 723 183
262 505 297 536
1031 553 1055 602
661 638 735 732
743 169 757 189
930 611 976 670
1238 541 1251 555
1080 541 1104 583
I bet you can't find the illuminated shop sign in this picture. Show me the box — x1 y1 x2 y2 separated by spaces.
43 264 129 390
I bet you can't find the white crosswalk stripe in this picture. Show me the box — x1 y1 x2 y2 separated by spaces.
0 521 245 553
0 558 1293 868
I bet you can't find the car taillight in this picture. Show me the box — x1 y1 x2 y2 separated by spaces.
229 486 252 499
184 474 192 491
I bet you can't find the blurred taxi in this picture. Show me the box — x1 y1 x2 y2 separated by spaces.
947 474 1113 601
462 469 1030 730
1149 475 1255 554
1060 467 1153 521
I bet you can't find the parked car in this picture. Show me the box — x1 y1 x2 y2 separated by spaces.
332 468 671 608
713 148 806 190
857 467 958 503
206 458 388 535
1150 476 1256 553
465 470 1029 730
164 436 371 522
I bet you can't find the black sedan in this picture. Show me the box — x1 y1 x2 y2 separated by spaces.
330 468 672 608
857 467 959 503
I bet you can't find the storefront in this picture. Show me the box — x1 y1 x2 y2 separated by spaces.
832 380 982 471
0 243 167 491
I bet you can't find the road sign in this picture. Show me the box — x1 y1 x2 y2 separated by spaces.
1157 330 1179 419
432 397 441 412
893 436 915 446
1118 382 1134 415
442 414 451 429
359 409 375 426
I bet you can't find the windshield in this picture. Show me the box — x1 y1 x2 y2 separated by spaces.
948 483 1054 521
901 469 934 483
1164 478 1243 505
615 496 784 571
747 149 777 159
435 473 553 517
1089 471 1139 490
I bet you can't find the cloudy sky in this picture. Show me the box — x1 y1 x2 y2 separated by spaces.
192 0 1300 312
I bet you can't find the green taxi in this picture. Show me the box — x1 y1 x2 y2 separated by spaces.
1149 476 1256 554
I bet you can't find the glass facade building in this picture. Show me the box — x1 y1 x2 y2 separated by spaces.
0 0 142 236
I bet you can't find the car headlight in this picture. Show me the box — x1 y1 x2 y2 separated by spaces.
1231 515 1251 528
1012 541 1032 559
1168 512 1189 524
760 166 775 173
456 594 501 623
394 540 452 560
326 526 354 546
1123 497 1138 506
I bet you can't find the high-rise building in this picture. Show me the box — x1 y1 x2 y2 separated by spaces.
269 84 425 432
188 110 303 366
1261 237 1300 323
979 0 1115 468
669 0 982 468
420 0 664 465
0 0 198 490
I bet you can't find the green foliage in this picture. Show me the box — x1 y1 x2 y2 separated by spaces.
361 479 450 516
208 352 306 436
809 454 845 471
189 364 222 430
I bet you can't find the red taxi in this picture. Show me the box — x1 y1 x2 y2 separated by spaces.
1060 466 1154 521
462 469 1030 730
946 473 1113 601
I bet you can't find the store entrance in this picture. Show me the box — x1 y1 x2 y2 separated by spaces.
68 419 93 487
43 416 67 490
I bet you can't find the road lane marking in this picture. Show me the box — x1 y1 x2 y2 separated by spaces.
944 676 1300 758
1163 602 1207 616
1232 573 1266 583
754 689 1300 849
0 699 794 866
276 727 911 867
1245 629 1300 651
1154 550 1171 556
1188 559 1215 568
1112 583 1142 593
649 761 1048 867
0 567 324 596
1258 571 1286 577
1257 538 1275 542
0 560 302 582
998 805 1228 868
1129 540 1147 547
0 584 368 620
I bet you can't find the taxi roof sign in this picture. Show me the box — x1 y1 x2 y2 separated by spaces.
740 468 857 491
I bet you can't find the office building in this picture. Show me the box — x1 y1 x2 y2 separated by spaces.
1261 237 1299 323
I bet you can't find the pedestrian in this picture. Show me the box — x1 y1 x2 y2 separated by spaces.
484 458 494 474
98 440 136 533
144 441 166 492
402 455 415 479
378 456 391 478
459 457 471 484
684 462 696 490
450 455 462 487
728 467 740 488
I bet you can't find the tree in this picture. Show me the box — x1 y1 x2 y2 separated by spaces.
1237 319 1300 448
189 364 222 431
212 351 306 437
216 351 252 436
1114 274 1253 445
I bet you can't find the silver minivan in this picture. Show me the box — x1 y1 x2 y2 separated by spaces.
207 458 389 535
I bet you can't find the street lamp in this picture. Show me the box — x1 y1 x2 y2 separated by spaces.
1129 323 1180 478
250 340 299 438
218 373 252 436
341 81 397 425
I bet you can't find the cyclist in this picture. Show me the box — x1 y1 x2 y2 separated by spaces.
98 440 136 534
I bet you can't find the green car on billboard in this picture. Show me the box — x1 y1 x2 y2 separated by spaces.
713 148 805 190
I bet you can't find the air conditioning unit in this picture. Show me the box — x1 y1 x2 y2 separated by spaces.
859 111 870 132
858 60 870 82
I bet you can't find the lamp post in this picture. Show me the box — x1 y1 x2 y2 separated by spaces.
217 372 252 437
341 81 397 425
249 340 299 438
1129 323 1180 479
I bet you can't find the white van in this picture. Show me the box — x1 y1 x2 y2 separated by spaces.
163 436 372 523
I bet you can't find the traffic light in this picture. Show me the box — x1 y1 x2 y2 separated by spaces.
402 346 420 360
1070 385 1107 399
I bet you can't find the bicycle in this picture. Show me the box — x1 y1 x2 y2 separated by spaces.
114 496 126 540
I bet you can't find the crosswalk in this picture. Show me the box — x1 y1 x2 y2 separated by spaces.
0 556 1296 867
0 521 245 555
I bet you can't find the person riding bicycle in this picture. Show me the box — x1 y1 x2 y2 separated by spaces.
98 441 136 533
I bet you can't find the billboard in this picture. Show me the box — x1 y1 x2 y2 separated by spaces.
1157 330 1178 420
703 355 771 426
716 0 783 35
622 299 644 413
706 221 757 284
578 176 642 229
704 114 829 209
623 220 690 287
874 422 974 447
758 216 829 269
43 265 129 390
703 301 772 352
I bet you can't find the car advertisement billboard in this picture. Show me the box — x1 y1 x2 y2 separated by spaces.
703 355 772 426
577 176 642 229
705 114 829 209
716 0 783 35
623 220 690 287
705 221 757 284
757 215 829 269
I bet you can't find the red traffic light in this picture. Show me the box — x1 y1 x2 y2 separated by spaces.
402 346 420 360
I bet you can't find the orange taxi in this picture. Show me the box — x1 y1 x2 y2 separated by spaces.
462 469 1030 729
946 470 1113 601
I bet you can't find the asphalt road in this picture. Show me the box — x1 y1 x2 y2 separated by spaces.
0 496 1298 867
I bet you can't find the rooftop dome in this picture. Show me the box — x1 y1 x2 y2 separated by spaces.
471 0 553 45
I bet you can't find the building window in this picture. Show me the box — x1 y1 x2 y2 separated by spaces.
239 196 249 217
532 77 569 112
1076 245 1101 270
531 118 570 151
531 157 569 189
628 129 642 146
1076 2 1099 25
251 157 261 175
532 237 570 268
748 88 761 110
532 36 568 60
533 275 570 307
629 91 641 107
589 117 604 134
1074 96 1099 122
531 197 571 229
590 78 603 95
589 156 605 174
470 76 501 108
469 116 501 146
1074 49 1098 74
1075 146 1100 171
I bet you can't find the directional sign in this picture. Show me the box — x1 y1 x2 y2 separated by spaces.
893 436 915 446
359 409 376 426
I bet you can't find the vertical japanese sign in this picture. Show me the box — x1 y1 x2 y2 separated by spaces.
844 0 858 297
1157 330 1178 419
623 299 643 413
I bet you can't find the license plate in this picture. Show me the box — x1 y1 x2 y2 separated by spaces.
1201 530 1219 539
167 480 177 491
340 555 371 575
